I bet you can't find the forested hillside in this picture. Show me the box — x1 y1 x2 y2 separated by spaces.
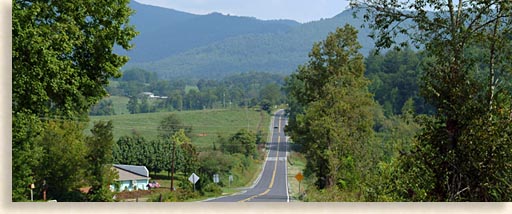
121 2 408 79
117 1 300 63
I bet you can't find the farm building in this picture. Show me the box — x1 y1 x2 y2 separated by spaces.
110 164 150 192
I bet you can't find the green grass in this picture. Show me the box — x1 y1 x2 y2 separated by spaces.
287 150 307 201
107 95 130 115
90 108 271 149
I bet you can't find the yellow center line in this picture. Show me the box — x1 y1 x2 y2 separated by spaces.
238 121 281 202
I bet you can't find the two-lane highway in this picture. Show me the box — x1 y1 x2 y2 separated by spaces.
207 109 289 202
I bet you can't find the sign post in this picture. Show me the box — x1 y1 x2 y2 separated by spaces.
188 173 200 192
295 172 304 195
30 183 35 201
228 175 233 188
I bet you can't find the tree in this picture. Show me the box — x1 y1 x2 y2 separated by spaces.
158 114 192 139
127 96 140 114
89 99 116 116
147 139 166 176
86 121 118 202
169 129 190 191
12 0 136 201
221 129 257 158
12 113 44 201
37 120 88 201
179 141 199 177
259 83 282 113
13 0 136 117
364 48 431 115
113 135 150 167
352 0 512 201
285 25 376 190
139 95 152 113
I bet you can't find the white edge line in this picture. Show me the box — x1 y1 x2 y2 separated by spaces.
285 127 290 202
202 109 278 202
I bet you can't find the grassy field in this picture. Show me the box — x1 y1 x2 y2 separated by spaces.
106 95 130 115
90 108 271 149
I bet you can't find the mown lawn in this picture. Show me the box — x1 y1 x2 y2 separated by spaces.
90 108 271 149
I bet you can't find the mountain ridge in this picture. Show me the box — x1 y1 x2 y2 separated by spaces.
119 1 301 63
121 2 407 79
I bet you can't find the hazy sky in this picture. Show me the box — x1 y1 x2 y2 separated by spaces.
135 0 351 23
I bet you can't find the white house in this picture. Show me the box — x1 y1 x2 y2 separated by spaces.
110 164 150 192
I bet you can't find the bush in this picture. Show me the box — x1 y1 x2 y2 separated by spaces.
202 183 222 196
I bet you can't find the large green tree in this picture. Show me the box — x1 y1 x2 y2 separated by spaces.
36 121 88 201
352 0 512 201
285 25 376 192
86 121 118 202
220 129 257 158
12 0 136 201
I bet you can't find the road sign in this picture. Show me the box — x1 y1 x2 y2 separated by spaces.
229 175 233 182
213 174 220 183
295 172 304 182
295 172 304 195
189 173 200 184
189 173 200 192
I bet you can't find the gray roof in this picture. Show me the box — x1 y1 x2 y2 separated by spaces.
113 164 149 178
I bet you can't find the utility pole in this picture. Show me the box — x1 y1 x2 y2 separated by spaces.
170 140 176 191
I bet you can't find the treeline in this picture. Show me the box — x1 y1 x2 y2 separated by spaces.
91 70 286 115
365 49 434 116
286 0 512 202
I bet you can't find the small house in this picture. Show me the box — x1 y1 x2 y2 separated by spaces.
110 164 150 192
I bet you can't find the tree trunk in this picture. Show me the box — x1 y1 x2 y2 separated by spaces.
488 15 500 112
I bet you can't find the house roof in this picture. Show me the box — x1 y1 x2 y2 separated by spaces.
113 164 150 181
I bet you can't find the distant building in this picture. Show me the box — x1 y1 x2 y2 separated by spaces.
138 92 167 99
110 164 150 192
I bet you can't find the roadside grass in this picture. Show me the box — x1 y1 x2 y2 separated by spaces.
287 150 307 201
90 108 270 149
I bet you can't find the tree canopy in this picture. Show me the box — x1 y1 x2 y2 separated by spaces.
285 25 377 191
12 0 137 201
351 0 512 201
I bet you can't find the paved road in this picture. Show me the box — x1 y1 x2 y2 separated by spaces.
206 109 289 202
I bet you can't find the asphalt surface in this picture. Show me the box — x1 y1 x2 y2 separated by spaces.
206 109 289 202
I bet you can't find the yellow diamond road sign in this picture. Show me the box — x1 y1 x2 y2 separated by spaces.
295 172 304 182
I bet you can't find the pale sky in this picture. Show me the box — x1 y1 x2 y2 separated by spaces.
135 0 351 23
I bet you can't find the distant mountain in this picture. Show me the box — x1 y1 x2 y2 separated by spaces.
120 1 300 63
122 1 407 79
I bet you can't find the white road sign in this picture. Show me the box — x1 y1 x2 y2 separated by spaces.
188 173 200 184
213 174 220 183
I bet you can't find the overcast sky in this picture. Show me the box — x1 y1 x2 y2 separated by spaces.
135 0 351 23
